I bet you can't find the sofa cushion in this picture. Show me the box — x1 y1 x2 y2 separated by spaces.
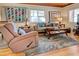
4 23 19 37
23 28 32 33
9 31 38 52
18 28 26 35
9 31 38 45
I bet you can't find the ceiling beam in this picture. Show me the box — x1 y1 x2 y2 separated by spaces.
22 3 73 7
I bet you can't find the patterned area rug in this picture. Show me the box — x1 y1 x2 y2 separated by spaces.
25 34 79 56
0 34 79 56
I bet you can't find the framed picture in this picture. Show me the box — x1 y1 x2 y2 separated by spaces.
5 7 26 22
49 11 61 22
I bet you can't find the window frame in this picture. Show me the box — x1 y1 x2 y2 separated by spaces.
30 10 45 23
69 8 79 23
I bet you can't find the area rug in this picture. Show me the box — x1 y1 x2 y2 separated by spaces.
25 34 79 56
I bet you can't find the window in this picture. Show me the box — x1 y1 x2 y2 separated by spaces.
30 10 45 23
74 9 79 23
69 10 74 22
69 9 79 23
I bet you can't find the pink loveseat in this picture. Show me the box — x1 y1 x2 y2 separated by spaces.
0 23 38 52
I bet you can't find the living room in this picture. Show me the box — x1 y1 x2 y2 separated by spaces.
0 3 79 56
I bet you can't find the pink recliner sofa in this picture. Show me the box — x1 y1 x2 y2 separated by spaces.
0 23 38 52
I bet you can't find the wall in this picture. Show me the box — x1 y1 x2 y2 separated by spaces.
0 3 61 27
60 3 79 28
1 3 79 28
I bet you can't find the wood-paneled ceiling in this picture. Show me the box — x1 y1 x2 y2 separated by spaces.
23 3 73 7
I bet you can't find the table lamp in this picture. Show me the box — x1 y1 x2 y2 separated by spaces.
57 17 62 22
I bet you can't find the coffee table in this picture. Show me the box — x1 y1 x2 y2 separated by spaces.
38 27 68 39
45 27 68 39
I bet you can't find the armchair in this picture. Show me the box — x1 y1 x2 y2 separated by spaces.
0 23 38 52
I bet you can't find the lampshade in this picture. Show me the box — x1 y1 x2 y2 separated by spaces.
57 17 62 22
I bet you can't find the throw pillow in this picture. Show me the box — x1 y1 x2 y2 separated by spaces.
18 28 26 35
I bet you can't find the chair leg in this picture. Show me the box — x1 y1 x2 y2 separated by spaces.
48 34 51 39
66 33 68 36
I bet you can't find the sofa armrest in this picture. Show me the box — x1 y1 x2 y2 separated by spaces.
9 31 38 52
9 31 38 45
